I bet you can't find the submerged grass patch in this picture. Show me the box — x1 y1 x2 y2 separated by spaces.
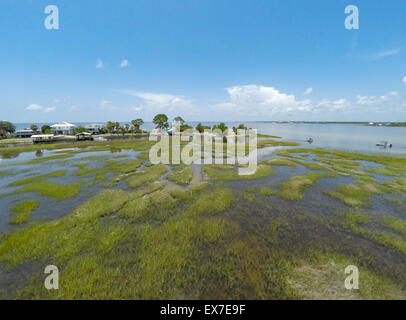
204 164 272 181
291 159 326 171
381 216 406 238
14 154 73 166
13 181 82 201
8 170 66 187
261 158 297 168
281 147 406 170
338 209 406 258
166 164 193 185
9 201 38 224
280 172 337 200
106 159 143 174
73 163 93 176
326 177 406 207
126 164 168 189
259 186 278 196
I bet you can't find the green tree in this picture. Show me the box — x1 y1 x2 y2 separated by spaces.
131 118 144 131
196 122 210 133
238 124 247 130
180 124 193 132
74 126 87 134
213 122 228 132
153 114 169 130
0 121 16 134
173 116 185 125
106 121 115 134
30 124 39 132
119 126 127 135
115 122 120 134
41 125 51 134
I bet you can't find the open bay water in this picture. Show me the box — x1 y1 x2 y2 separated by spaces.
14 122 406 155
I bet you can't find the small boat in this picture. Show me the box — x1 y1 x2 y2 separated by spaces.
376 141 388 148
307 138 314 144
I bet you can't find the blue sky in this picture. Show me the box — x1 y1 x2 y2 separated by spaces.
1 0 405 123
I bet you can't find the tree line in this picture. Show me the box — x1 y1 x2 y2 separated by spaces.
0 116 248 138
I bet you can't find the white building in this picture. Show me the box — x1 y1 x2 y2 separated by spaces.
51 122 76 135
85 124 104 134
14 129 35 138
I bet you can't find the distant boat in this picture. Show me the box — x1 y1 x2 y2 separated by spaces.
376 141 389 148
307 138 314 144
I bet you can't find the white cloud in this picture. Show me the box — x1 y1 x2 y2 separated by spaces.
100 100 110 108
99 100 119 111
303 88 313 95
120 59 129 68
43 107 56 113
367 48 400 61
211 85 311 116
26 104 43 111
96 59 104 68
118 90 193 113
53 99 60 103
211 85 406 118
403 76 406 85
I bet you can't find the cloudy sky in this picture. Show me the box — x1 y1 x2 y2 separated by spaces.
1 0 406 123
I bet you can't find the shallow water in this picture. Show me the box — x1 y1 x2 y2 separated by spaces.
0 147 142 233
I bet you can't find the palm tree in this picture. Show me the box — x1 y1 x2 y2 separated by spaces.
106 121 115 134
131 119 144 132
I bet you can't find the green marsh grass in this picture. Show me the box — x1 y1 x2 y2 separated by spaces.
381 216 406 237
73 163 93 176
261 158 297 168
13 181 82 201
126 164 168 189
280 172 337 200
166 164 193 185
9 201 38 224
291 159 326 170
326 177 406 207
204 164 272 181
259 186 278 196
8 170 66 186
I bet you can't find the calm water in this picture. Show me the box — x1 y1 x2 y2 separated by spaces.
14 122 406 154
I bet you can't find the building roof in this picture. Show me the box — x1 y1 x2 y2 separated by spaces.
76 132 92 136
32 134 54 138
85 123 103 128
15 129 35 133
51 121 75 128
